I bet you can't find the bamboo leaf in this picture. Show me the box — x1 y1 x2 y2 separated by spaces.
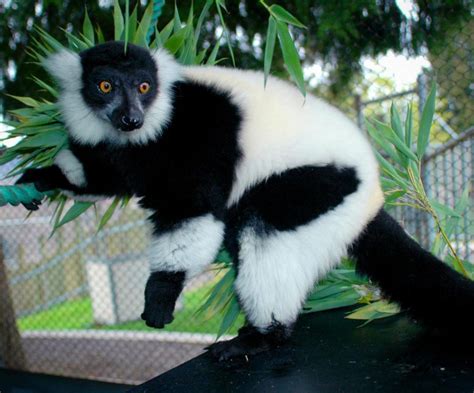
346 300 399 320
96 26 105 44
303 289 360 313
55 201 94 229
128 5 138 42
264 16 277 87
276 21 305 96
82 7 95 45
417 84 436 158
134 1 154 47
206 37 221 65
269 4 305 28
404 103 413 147
194 0 213 45
7 95 41 107
217 295 241 338
12 130 66 149
390 103 404 140
164 27 189 54
114 0 124 40
216 0 235 66
97 197 121 231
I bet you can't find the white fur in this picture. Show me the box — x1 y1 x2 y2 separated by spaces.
235 169 383 331
54 149 86 187
148 214 224 278
45 49 182 146
183 66 384 330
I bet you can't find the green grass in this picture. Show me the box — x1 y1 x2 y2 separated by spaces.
18 283 244 335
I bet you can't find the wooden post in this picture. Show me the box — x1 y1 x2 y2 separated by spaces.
0 237 27 370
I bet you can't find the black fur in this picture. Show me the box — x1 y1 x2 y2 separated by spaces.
80 42 158 113
224 165 359 263
351 209 474 330
141 271 185 328
208 324 291 361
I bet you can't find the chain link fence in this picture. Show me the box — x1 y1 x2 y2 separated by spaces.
0 12 473 388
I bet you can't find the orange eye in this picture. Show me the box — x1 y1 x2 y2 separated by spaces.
139 82 150 94
99 81 112 94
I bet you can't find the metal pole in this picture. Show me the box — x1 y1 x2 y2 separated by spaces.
0 237 27 370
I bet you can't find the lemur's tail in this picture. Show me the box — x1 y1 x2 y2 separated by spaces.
350 209 474 329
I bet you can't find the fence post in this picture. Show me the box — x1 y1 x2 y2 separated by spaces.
0 237 27 370
417 71 436 248
354 94 364 130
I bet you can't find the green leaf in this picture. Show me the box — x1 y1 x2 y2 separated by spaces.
114 0 124 40
12 130 66 149
429 198 462 218
216 0 235 66
97 197 121 231
276 21 305 96
206 38 221 65
194 0 213 45
164 26 189 55
7 95 41 107
124 0 130 52
32 76 58 98
128 5 138 42
404 103 413 147
96 26 105 44
417 84 436 158
390 103 404 140
134 1 154 47
269 4 305 28
303 289 360 313
264 16 277 86
55 201 94 229
217 295 241 338
373 119 418 162
346 300 399 320
159 20 174 44
82 7 95 45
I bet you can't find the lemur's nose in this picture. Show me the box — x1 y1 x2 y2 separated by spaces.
121 115 143 130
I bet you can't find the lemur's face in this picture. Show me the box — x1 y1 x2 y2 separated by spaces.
80 42 158 132
43 42 180 145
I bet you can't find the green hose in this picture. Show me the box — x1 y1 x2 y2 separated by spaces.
147 0 165 43
0 183 46 207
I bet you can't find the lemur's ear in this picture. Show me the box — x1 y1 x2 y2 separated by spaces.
43 50 82 91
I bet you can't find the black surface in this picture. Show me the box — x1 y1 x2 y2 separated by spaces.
129 308 474 393
0 368 131 393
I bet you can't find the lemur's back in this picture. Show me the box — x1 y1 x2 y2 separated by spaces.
183 65 383 215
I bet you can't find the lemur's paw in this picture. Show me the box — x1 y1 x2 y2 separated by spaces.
207 325 289 362
141 271 185 329
16 169 52 192
141 300 175 329
207 336 271 362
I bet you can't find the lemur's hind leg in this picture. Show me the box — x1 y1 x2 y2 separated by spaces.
209 165 361 361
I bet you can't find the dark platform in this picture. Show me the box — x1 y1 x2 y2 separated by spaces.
0 368 131 393
129 308 474 393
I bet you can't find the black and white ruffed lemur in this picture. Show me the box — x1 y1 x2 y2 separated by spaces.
17 42 474 360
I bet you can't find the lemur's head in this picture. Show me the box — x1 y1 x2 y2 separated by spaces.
44 42 181 145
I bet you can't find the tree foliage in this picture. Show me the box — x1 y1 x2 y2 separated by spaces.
1 0 471 113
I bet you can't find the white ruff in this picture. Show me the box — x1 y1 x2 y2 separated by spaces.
148 214 224 278
54 149 86 187
44 49 182 146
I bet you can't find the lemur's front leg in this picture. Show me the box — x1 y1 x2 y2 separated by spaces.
141 214 225 328
16 149 88 210
16 149 123 210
